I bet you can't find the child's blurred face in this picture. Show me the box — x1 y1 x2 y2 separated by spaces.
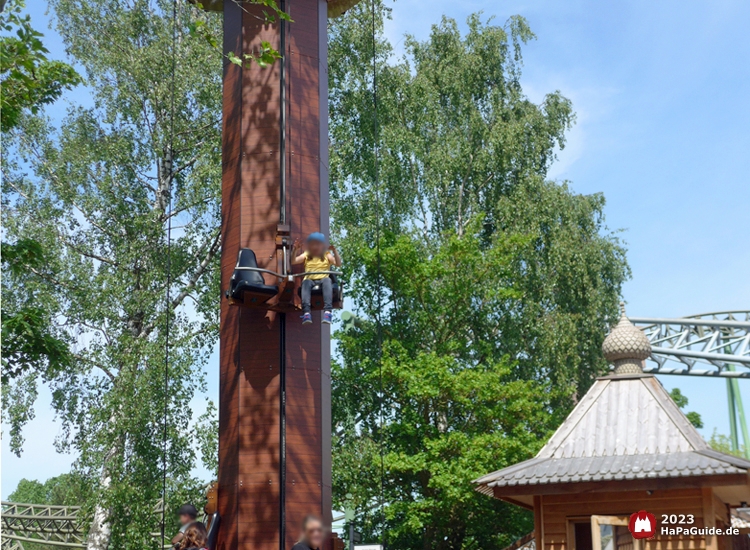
307 239 326 257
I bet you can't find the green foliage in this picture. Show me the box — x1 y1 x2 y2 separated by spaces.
1 0 77 401
7 474 93 550
1 232 74 459
669 387 688 409
6 473 207 550
9 473 92 506
8 479 50 505
2 0 223 547
2 239 73 389
685 412 704 430
195 401 219 477
188 0 290 66
709 430 745 458
0 0 81 129
329 2 629 548
669 388 703 429
226 41 281 68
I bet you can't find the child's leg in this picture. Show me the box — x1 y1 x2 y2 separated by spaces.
301 279 313 313
321 277 333 311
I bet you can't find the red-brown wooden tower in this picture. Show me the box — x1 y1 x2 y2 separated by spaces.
217 1 337 549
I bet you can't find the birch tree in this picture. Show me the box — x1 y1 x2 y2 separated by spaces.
2 0 224 547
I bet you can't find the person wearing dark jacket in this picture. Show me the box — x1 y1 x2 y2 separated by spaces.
291 515 325 550
172 504 199 548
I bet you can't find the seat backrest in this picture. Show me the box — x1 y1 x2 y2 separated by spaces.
206 512 220 550
234 248 266 286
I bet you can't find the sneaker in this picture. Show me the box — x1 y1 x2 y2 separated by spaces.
322 311 332 325
302 312 312 325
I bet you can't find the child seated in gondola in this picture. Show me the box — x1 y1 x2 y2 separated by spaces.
292 232 342 325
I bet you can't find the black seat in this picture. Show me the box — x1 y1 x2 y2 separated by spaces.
229 248 278 301
296 274 343 308
206 512 220 550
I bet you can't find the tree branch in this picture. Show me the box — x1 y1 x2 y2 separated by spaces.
172 146 204 178
19 134 124 241
28 266 82 293
56 232 120 267
78 321 113 346
73 353 116 382
171 229 221 309
456 153 474 237
136 229 221 339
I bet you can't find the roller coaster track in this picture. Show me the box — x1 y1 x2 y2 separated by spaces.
0 501 169 550
630 310 750 459
630 311 750 378
0 503 85 550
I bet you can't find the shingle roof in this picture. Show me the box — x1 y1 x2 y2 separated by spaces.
475 374 750 496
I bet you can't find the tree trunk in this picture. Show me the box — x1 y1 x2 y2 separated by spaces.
87 446 117 550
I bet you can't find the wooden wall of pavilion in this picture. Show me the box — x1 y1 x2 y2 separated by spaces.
534 488 729 550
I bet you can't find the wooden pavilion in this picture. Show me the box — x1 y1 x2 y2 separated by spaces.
476 305 750 550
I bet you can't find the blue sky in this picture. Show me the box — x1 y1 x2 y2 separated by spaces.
2 0 748 497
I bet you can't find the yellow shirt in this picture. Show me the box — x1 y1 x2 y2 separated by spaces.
303 251 331 280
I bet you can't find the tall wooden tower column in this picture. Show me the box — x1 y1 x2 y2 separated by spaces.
218 1 331 550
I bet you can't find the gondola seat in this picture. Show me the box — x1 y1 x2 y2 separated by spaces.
228 248 279 304
206 512 220 550
296 275 343 309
